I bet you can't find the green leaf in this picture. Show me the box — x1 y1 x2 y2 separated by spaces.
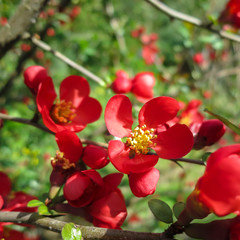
38 204 52 215
148 199 173 224
27 200 44 207
61 223 82 240
173 202 185 219
202 152 211 163
204 109 240 135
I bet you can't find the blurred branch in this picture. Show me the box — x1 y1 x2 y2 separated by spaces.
0 113 54 134
27 34 106 86
103 0 127 55
145 0 240 44
0 211 165 240
0 0 48 59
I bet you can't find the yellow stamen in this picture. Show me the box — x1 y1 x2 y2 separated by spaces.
126 125 157 155
50 99 76 124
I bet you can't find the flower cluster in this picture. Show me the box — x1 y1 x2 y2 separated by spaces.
131 26 160 65
49 130 126 229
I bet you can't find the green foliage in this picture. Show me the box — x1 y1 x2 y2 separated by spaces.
173 202 185 219
61 223 82 240
148 199 173 224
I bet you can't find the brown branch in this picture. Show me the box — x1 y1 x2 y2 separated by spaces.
26 34 106 86
0 0 48 58
144 0 240 43
0 113 54 135
0 211 165 240
171 158 205 166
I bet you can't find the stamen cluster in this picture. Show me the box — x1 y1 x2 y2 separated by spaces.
126 125 157 154
50 100 76 123
51 151 75 170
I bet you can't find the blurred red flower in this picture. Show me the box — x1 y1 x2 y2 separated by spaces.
219 0 240 29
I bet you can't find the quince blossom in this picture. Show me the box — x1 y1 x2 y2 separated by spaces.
105 94 193 197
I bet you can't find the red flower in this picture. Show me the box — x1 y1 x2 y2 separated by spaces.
193 119 226 150
219 0 240 29
82 145 109 169
131 26 145 38
0 171 38 230
105 95 193 196
111 70 132 94
183 145 240 221
193 52 205 65
131 72 155 103
179 99 204 126
88 173 127 229
142 43 159 65
23 65 48 95
37 75 102 133
63 170 103 208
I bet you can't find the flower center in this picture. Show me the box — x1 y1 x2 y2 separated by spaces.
51 151 75 170
50 100 76 124
126 125 157 154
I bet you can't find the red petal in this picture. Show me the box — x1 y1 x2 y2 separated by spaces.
206 144 240 170
41 106 62 133
152 124 193 159
82 145 109 169
64 172 91 201
108 140 158 174
105 95 133 138
60 75 90 107
138 96 180 128
129 168 160 197
0 172 11 198
82 169 104 187
55 130 82 163
0 196 3 209
131 72 155 99
89 189 127 229
37 77 56 113
103 173 123 194
73 96 102 125
24 65 48 94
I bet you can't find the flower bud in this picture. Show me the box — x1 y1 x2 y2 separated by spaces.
82 145 109 169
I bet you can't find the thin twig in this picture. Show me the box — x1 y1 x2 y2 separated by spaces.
27 34 106 86
171 158 205 166
0 211 164 240
144 0 240 44
0 113 54 134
